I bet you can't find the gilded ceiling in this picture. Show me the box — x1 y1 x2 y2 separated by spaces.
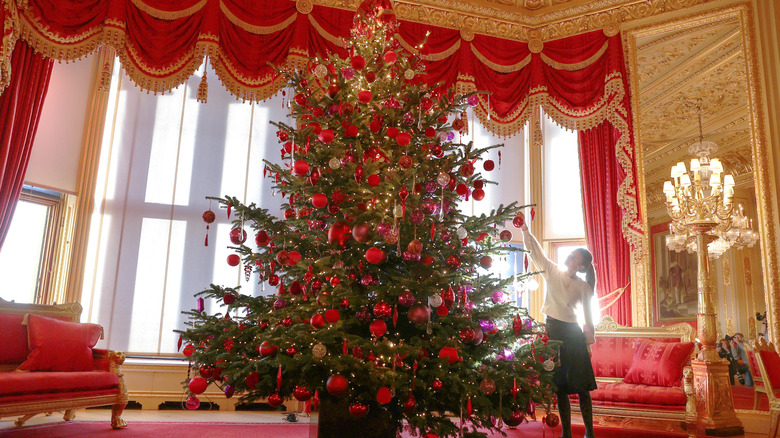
633 15 753 216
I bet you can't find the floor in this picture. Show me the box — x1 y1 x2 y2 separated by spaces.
0 408 772 437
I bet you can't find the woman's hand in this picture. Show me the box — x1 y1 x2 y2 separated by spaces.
583 324 595 345
521 224 528 232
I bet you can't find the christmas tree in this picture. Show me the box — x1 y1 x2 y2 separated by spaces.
178 1 557 437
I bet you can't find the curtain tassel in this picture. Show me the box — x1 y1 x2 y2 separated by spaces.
460 111 468 136
99 60 112 92
197 57 209 104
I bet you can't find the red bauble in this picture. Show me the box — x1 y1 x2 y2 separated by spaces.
358 90 372 104
330 276 340 287
352 223 371 242
504 410 525 428
396 132 411 146
227 254 241 266
340 298 351 309
404 393 417 412
229 228 247 244
318 129 334 144
406 239 422 255
456 183 468 196
199 366 213 378
386 127 399 138
472 188 485 201
267 393 283 407
383 51 397 63
345 124 359 137
398 155 413 169
499 230 513 242
311 313 326 329
480 256 492 269
350 55 366 70
365 71 376 83
327 85 339 99
376 387 392 404
255 230 269 246
398 290 415 307
259 341 278 357
365 247 386 264
328 222 352 247
442 288 455 307
369 319 387 337
438 346 459 364
408 304 429 324
512 213 525 228
446 255 461 269
285 346 298 356
367 174 381 186
202 210 215 223
293 160 310 175
188 377 208 394
268 274 280 286
293 385 312 401
431 379 443 391
545 413 560 428
284 208 296 220
287 251 301 266
460 162 474 177
459 327 476 343
349 402 369 418
473 180 484 189
373 301 392 319
312 193 328 208
222 293 236 304
245 371 260 389
275 250 290 266
484 160 495 171
325 309 340 323
326 374 349 397
288 281 302 295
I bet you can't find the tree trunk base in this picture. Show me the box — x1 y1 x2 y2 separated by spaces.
310 396 396 438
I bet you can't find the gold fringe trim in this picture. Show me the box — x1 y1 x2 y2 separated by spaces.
17 12 106 62
471 45 531 73
220 1 298 35
129 0 207 21
116 39 208 94
307 14 346 49
539 40 609 72
0 2 19 94
396 34 460 62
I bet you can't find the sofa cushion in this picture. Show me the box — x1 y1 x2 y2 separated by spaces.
589 381 688 406
590 337 636 378
0 371 119 396
623 340 694 387
759 349 780 391
0 314 28 364
18 314 103 372
0 388 120 404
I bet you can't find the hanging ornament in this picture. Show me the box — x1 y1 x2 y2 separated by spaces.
202 208 215 246
314 64 328 78
312 343 327 358
543 358 555 371
377 387 392 404
499 230 512 242
480 379 496 395
349 402 369 418
327 374 349 397
530 207 536 221
404 69 415 80
399 184 409 219
229 227 247 245
512 212 525 228
370 319 388 337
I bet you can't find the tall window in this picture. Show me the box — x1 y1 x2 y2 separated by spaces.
540 114 598 324
0 186 62 304
81 61 286 355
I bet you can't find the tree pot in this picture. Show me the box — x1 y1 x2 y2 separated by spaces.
310 395 397 438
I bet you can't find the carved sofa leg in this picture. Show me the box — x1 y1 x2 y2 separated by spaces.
63 409 76 421
14 413 36 427
111 402 127 429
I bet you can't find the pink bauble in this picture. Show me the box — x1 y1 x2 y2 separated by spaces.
492 290 505 304
185 395 201 410
398 290 415 307
408 304 429 324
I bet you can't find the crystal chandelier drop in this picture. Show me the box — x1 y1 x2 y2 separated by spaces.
662 100 759 259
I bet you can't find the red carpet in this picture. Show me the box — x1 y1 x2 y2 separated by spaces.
731 385 770 411
0 420 686 438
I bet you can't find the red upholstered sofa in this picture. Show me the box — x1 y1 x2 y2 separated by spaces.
571 316 696 434
0 298 128 428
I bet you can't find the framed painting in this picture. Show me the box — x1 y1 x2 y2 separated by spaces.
651 222 698 322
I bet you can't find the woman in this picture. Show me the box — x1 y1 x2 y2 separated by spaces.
521 223 597 438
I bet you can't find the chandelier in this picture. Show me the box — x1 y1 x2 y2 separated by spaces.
662 101 759 258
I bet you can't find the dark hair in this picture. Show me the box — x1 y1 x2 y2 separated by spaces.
573 248 596 293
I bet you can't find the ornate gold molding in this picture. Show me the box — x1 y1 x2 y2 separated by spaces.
309 0 717 42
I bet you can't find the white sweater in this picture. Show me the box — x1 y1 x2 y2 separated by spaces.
522 229 590 324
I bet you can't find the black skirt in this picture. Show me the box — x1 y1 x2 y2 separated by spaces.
546 317 597 394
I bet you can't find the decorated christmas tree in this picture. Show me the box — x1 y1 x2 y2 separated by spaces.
177 1 557 436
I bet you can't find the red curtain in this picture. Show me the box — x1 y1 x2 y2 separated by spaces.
578 121 633 325
0 40 53 250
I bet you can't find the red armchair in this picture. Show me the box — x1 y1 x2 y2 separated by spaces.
752 338 780 437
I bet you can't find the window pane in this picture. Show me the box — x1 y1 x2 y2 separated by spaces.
0 201 49 303
542 115 584 239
